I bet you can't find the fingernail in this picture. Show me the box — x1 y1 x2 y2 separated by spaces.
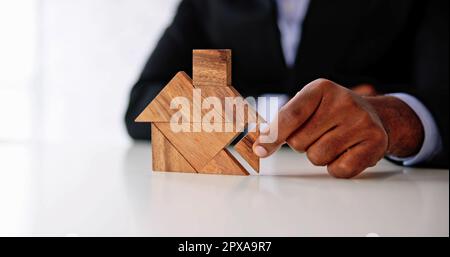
254 145 268 157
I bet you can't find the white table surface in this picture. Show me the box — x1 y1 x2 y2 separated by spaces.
0 141 448 236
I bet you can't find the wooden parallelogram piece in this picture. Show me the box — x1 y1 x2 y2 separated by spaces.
198 149 249 176
234 130 260 173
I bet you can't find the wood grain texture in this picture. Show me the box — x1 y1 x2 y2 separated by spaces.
135 72 222 123
151 124 197 173
197 85 263 126
234 130 260 172
193 49 231 87
153 122 240 171
198 149 249 175
137 49 264 175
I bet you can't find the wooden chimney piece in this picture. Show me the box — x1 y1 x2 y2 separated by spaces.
193 49 231 87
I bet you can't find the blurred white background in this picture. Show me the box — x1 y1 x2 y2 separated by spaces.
0 0 181 144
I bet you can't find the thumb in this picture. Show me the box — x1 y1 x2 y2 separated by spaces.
252 80 325 158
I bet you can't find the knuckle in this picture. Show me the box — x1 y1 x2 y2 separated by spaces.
281 105 302 120
306 149 326 166
357 110 373 125
351 112 373 130
327 162 360 179
336 92 358 111
341 90 355 101
286 137 306 152
308 78 333 91
369 128 388 145
314 78 332 86
375 129 387 141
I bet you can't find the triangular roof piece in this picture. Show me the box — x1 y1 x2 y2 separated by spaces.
135 71 226 123
135 72 194 122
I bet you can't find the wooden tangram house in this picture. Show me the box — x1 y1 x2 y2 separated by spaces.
136 50 263 175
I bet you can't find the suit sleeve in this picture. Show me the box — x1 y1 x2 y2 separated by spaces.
124 0 207 140
407 0 449 168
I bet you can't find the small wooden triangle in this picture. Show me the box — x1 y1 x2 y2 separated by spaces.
151 124 196 173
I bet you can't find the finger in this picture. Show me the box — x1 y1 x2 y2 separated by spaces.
253 80 326 157
305 126 364 166
285 108 337 153
327 141 381 178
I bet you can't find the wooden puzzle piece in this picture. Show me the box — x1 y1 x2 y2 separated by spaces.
196 85 263 126
198 149 249 175
234 131 260 172
151 124 197 173
135 72 223 123
136 72 195 122
135 71 262 126
136 49 261 176
193 49 231 87
153 122 240 171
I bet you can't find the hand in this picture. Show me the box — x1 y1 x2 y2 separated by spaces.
350 83 377 96
253 79 424 178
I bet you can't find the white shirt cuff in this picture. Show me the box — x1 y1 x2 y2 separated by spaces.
386 93 443 166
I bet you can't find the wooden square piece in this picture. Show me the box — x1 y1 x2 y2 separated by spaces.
193 49 231 87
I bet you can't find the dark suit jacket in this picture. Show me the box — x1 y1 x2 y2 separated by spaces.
125 0 449 168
